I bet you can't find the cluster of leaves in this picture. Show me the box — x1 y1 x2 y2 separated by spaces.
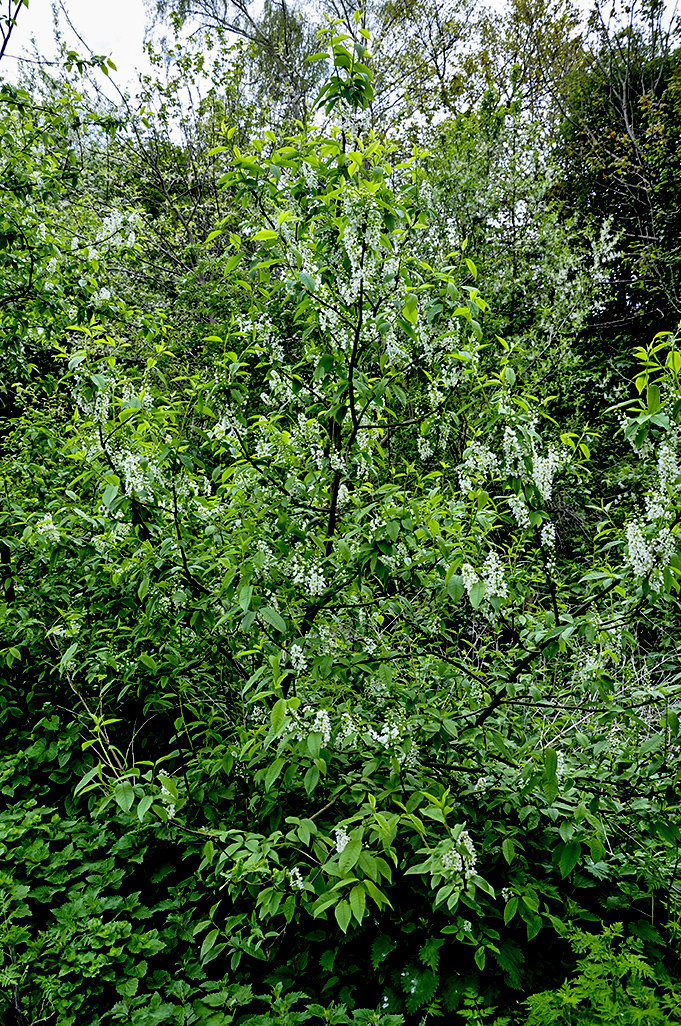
1 11 681 1026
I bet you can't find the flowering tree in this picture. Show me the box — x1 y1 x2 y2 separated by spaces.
1 21 681 1024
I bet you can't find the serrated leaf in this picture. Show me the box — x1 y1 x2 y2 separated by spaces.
469 580 486 608
371 934 397 969
252 228 279 241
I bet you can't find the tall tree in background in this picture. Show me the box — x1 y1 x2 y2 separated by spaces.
150 0 472 127
556 0 681 342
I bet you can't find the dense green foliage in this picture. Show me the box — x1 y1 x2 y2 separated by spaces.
1 2 681 1023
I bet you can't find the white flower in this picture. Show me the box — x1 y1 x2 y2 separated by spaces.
508 493 531 530
288 867 305 891
532 445 559 502
540 522 556 549
626 521 655 578
440 829 477 881
289 643 306 673
335 711 357 749
36 514 59 543
312 709 332 747
160 785 176 820
461 563 479 595
658 442 679 493
334 826 350 854
481 550 507 599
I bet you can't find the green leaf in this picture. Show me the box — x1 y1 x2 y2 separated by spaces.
502 838 515 864
114 780 135 814
504 895 518 925
270 698 287 734
647 383 661 414
252 228 279 241
558 840 581 878
447 575 464 603
261 606 286 633
265 757 285 791
102 483 118 509
349 884 366 923
402 294 418 324
201 929 219 959
469 580 486 608
334 899 352 933
338 837 362 875
137 795 153 822
59 643 78 672
225 252 243 273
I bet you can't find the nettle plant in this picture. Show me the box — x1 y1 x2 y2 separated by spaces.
3 23 681 1022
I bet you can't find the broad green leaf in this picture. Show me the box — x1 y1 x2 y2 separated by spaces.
265 757 285 791
339 837 362 875
349 884 366 923
261 606 286 633
504 895 518 925
334 899 352 933
270 698 287 734
137 795 153 822
200 929 219 959
558 841 581 878
114 780 135 814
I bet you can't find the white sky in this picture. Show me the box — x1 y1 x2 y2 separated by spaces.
2 0 154 93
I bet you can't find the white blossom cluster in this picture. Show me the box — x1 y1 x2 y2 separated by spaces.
119 451 164 500
532 445 560 501
508 492 531 530
97 209 138 250
540 522 556 549
35 513 59 543
160 784 176 820
658 441 679 493
288 553 326 597
335 711 357 749
440 829 477 881
457 441 498 494
288 866 305 891
626 521 675 590
334 826 350 854
461 550 508 605
367 714 404 748
288 643 307 673
481 551 508 599
312 709 332 746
